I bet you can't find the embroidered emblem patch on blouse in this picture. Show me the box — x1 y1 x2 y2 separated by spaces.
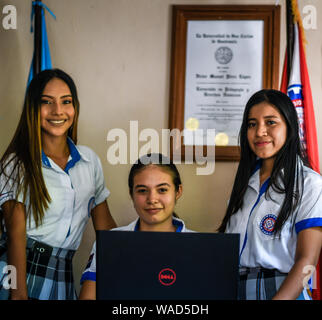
260 214 277 235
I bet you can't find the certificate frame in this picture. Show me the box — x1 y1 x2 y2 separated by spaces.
168 5 280 161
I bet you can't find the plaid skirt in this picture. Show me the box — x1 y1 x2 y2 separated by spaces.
0 236 77 300
238 267 312 300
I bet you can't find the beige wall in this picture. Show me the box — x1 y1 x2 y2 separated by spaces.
0 0 321 294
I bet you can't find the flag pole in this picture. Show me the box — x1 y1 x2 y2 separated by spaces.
33 0 42 76
286 0 294 81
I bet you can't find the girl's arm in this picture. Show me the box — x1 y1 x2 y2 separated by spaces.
91 200 116 230
79 280 96 300
2 200 28 300
272 226 322 300
81 201 115 300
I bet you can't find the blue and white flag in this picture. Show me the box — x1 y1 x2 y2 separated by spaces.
27 1 56 85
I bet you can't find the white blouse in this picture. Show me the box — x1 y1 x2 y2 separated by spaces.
0 138 110 250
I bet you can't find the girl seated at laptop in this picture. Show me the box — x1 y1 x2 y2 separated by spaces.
218 89 322 300
79 153 193 299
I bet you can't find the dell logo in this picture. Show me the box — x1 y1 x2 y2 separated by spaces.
160 274 174 280
158 268 176 286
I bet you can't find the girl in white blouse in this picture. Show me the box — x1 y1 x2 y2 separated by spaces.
219 89 322 300
79 153 193 300
0 69 116 300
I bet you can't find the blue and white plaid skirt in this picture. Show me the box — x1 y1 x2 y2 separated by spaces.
0 236 77 300
238 267 312 300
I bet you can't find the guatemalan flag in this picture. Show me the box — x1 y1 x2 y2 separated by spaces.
280 0 321 300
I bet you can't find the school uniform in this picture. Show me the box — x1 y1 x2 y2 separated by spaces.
225 160 322 300
0 138 109 300
80 217 193 284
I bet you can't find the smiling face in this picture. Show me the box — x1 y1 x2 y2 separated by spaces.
131 165 182 232
40 78 75 141
247 102 288 161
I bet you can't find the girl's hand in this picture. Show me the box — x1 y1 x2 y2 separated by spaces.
10 293 28 300
79 280 96 300
2 201 28 300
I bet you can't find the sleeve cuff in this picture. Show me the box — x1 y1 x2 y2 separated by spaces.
94 188 110 207
80 271 96 284
295 218 322 234
0 191 14 207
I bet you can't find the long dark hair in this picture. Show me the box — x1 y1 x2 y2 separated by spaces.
0 69 80 227
128 153 182 218
218 89 308 234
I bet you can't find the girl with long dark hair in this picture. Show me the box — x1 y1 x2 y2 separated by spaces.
219 89 322 300
0 69 116 299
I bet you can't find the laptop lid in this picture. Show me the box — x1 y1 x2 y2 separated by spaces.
96 231 239 300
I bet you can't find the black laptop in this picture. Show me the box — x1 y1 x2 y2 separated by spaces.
96 231 239 300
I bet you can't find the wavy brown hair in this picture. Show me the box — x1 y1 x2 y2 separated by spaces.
0 69 80 227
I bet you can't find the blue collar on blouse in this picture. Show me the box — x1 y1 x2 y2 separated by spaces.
134 218 183 232
41 137 82 174
250 158 271 194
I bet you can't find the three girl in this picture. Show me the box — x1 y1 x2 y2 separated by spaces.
219 89 322 300
0 69 116 299
79 153 193 300
1 75 321 302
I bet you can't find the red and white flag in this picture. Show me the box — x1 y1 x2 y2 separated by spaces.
280 0 321 300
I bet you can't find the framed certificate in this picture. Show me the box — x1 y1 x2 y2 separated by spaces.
169 5 280 161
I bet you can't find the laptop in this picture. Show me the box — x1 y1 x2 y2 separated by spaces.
96 231 239 300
